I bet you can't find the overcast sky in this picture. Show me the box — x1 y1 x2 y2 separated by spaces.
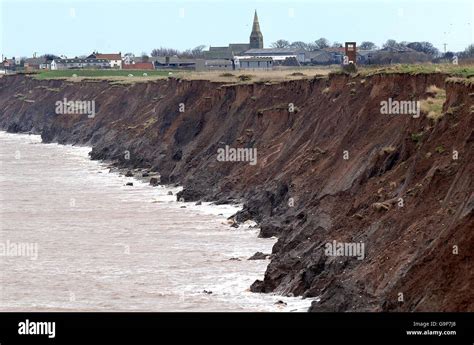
1 0 472 58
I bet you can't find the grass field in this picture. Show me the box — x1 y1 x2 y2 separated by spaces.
31 67 336 84
357 64 474 78
30 64 474 84
34 69 174 79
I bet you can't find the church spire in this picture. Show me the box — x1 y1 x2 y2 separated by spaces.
249 10 263 49
252 10 261 33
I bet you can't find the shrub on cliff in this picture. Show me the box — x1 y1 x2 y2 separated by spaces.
342 63 357 74
238 74 253 81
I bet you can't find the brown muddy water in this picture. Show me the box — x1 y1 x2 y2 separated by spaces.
0 131 312 311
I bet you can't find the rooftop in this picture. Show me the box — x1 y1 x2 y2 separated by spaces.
94 53 122 60
24 57 48 64
244 48 304 54
54 58 109 63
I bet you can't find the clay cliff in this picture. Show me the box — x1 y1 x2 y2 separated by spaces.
0 73 472 311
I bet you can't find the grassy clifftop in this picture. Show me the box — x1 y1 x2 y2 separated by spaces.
30 64 474 86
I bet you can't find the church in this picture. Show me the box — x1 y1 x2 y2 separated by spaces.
204 11 264 60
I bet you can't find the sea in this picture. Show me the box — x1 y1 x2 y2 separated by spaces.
0 131 312 311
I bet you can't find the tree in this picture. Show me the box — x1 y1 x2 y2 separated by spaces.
314 38 330 49
383 39 398 48
41 54 59 61
180 49 192 58
406 42 439 56
332 42 343 48
359 41 377 50
122 53 135 64
191 45 206 57
460 44 474 58
290 41 308 50
149 45 208 59
141 52 149 62
271 39 290 48
151 47 180 57
306 42 317 51
443 51 455 59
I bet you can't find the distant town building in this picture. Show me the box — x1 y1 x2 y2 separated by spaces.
1 58 16 71
303 50 333 65
204 11 311 68
24 57 49 71
205 46 236 60
51 58 110 70
204 10 263 60
238 57 273 69
242 48 306 64
203 59 234 70
0 58 12 74
154 56 201 69
322 47 345 64
357 50 377 64
88 53 122 69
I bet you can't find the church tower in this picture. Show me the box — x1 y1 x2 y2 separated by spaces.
249 10 263 49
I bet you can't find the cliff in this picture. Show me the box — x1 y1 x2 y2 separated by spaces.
0 73 472 311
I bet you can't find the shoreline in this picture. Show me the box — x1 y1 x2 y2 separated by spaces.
0 130 314 312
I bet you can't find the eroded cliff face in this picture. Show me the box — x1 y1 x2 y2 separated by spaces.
0 73 472 311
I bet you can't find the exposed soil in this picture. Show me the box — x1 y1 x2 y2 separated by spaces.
0 72 472 311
